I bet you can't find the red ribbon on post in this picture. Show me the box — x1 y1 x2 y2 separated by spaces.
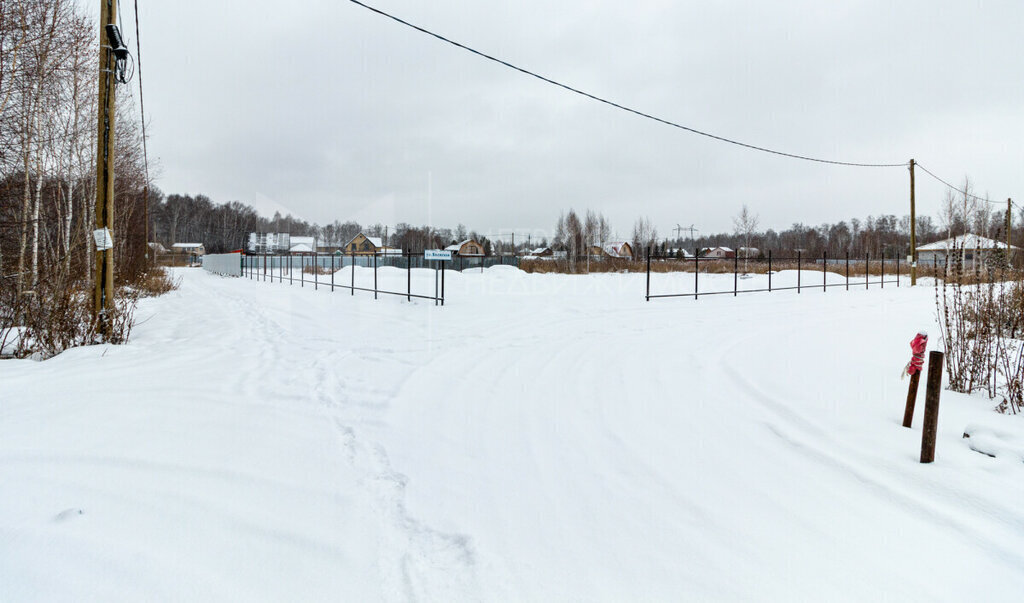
902 331 928 379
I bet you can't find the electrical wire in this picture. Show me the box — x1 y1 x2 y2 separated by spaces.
133 0 149 188
346 0 907 169
915 162 1010 206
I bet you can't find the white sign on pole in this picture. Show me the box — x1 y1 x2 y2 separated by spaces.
424 249 452 261
93 228 114 251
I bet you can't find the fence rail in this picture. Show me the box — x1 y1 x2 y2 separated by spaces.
646 249 905 301
242 252 448 305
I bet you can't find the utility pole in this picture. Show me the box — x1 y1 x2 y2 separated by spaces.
1008 198 1013 266
93 0 118 335
909 159 916 286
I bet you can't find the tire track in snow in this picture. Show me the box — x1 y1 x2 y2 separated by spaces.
714 314 1024 571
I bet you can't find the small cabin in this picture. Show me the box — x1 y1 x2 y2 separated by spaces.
171 242 205 256
445 240 485 257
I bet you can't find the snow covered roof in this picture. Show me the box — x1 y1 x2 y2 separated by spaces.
290 236 315 247
379 247 403 255
171 243 203 249
602 241 631 258
916 234 1019 252
344 233 384 249
531 247 550 254
289 243 313 253
446 240 483 255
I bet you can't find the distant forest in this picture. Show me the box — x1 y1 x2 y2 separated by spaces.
150 185 1021 259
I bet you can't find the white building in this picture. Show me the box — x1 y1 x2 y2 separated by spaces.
916 234 1018 269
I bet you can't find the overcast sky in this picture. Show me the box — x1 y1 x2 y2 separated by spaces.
130 0 1023 240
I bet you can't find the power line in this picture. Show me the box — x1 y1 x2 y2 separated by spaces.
915 162 1008 206
133 0 149 187
347 0 907 169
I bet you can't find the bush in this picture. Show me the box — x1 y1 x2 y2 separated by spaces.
936 243 1023 414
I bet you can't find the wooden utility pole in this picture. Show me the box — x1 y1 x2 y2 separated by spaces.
93 0 118 335
909 159 917 286
1007 198 1013 266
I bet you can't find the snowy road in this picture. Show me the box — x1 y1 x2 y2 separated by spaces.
2 267 1023 601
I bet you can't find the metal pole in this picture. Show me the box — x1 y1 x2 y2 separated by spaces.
314 252 318 290
823 251 827 292
373 252 378 299
768 249 772 292
866 252 870 289
846 251 849 290
881 252 885 288
407 251 411 302
434 262 438 306
441 260 445 306
331 254 335 291
694 248 699 300
733 251 738 297
301 255 304 287
351 249 355 296
645 248 651 302
797 250 801 294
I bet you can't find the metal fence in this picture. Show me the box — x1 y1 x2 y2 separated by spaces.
242 252 449 305
645 250 905 301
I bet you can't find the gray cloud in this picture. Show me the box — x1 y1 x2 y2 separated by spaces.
138 0 1024 237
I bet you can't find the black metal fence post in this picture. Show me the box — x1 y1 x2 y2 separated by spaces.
645 248 651 302
768 249 772 292
314 252 318 290
373 252 378 299
407 251 411 302
441 260 445 306
694 248 699 300
881 252 885 288
351 249 355 296
797 250 802 294
733 252 738 297
897 253 900 287
823 251 827 292
845 251 849 290
331 254 335 291
865 252 870 289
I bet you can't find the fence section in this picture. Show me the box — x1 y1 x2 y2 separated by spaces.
202 252 243 277
646 250 904 301
242 252 447 305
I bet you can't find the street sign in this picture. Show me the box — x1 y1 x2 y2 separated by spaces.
424 249 452 261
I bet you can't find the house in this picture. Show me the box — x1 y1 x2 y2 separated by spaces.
704 246 735 259
445 240 485 257
737 247 760 258
530 246 553 258
595 241 633 260
344 233 403 256
171 242 205 256
916 234 1018 269
665 247 694 258
288 236 316 254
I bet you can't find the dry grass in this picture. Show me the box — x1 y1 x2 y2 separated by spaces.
135 267 180 297
302 265 334 275
521 257 907 277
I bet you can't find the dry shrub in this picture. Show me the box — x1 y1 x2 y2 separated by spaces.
135 267 180 297
936 243 1024 414
302 265 334 275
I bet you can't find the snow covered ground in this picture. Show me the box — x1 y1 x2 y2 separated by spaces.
2 266 1023 601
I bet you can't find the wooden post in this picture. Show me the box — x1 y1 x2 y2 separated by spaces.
902 370 921 428
920 351 944 463
909 159 917 286
1007 198 1013 267
93 0 118 336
